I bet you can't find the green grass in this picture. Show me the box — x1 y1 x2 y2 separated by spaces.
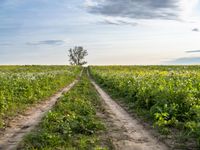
18 70 111 150
0 65 81 128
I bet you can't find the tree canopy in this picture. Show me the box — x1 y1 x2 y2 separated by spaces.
68 46 88 65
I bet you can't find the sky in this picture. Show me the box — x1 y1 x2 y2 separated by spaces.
0 0 200 65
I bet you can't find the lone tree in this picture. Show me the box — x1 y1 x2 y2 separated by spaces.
68 46 88 65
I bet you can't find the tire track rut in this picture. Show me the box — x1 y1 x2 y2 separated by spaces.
0 80 78 150
91 79 169 150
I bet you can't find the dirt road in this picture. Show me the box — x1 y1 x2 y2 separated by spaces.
0 80 78 150
91 79 169 150
0 69 169 150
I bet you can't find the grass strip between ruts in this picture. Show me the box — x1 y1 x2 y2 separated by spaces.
18 70 110 150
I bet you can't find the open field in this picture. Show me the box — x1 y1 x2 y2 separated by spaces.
0 65 199 150
89 65 200 149
0 65 81 128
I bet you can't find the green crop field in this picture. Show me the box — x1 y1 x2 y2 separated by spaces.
18 69 110 150
1 65 200 149
0 65 81 128
89 65 200 146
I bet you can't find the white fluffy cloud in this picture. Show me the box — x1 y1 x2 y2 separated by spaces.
179 0 199 20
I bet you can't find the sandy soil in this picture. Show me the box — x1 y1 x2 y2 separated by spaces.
91 79 169 150
0 80 78 150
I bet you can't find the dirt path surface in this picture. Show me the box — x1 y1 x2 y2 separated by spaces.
91 79 169 150
0 80 78 150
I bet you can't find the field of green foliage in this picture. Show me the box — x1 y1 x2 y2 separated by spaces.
18 70 110 150
90 65 200 147
0 65 81 128
1 65 200 149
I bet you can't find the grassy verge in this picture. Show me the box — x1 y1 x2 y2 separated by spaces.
18 70 111 150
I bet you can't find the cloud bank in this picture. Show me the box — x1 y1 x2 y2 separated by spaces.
86 0 198 21
99 19 138 26
26 40 65 46
165 57 200 64
185 50 200 53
